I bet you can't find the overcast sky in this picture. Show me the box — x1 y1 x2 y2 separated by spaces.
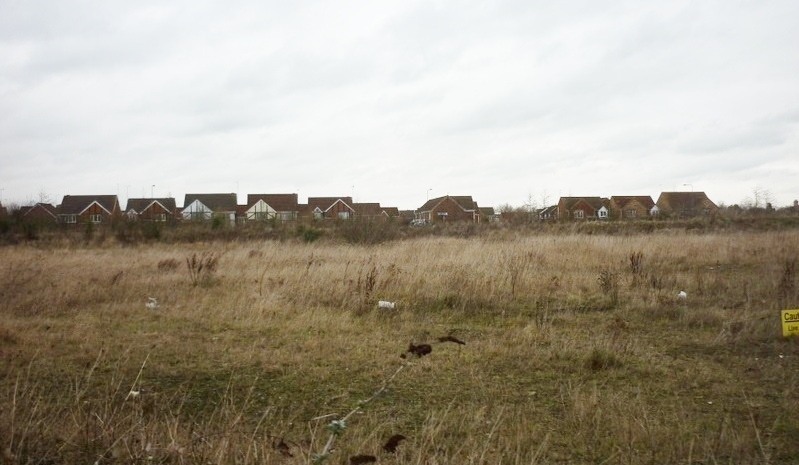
1 0 798 210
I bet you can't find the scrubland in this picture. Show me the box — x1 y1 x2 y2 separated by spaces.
1 229 798 464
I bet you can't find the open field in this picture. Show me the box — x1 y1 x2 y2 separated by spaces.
1 230 798 464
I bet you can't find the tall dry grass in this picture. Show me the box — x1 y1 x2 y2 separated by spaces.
0 231 798 464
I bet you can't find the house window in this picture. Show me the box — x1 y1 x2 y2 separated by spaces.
573 210 584 219
338 211 350 220
190 212 206 221
156 213 167 222
90 214 102 223
313 209 323 220
624 209 637 218
598 209 608 219
64 214 77 224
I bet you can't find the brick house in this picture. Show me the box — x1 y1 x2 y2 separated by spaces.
125 198 177 222
416 195 481 223
306 197 356 220
654 192 719 218
538 205 558 221
381 207 400 219
353 202 383 220
557 197 610 220
21 203 59 224
609 196 655 220
57 195 120 225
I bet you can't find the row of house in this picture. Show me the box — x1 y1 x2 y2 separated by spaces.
15 193 412 226
541 192 719 221
9 191 719 226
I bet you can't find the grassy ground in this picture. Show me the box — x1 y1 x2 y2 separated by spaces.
1 230 798 464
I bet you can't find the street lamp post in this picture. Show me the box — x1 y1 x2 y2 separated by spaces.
427 188 432 201
151 185 155 198
683 183 694 192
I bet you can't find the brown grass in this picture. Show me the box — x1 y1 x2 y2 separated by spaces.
1 231 798 464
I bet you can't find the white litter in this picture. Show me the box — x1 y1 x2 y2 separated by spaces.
377 300 396 309
145 297 159 310
677 291 687 299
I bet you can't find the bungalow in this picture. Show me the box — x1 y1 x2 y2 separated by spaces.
245 194 299 222
479 206 499 223
609 196 655 220
353 202 383 219
182 193 238 224
381 207 401 219
655 192 719 218
557 197 610 221
125 198 177 222
306 197 356 220
538 205 558 221
416 195 481 223
21 203 58 224
57 195 120 225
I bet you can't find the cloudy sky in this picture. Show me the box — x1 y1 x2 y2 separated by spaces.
1 0 797 210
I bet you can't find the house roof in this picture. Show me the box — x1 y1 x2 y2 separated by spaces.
610 196 655 210
183 193 238 212
559 197 609 211
126 198 177 213
479 207 496 216
381 207 400 217
23 203 58 218
58 195 119 215
417 195 478 212
656 192 717 211
353 202 382 216
246 194 299 211
307 197 354 212
399 210 416 220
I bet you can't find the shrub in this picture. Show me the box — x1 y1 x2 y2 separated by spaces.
186 252 220 286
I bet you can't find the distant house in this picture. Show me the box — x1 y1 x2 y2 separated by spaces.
182 193 238 224
538 205 558 221
381 207 400 219
306 197 356 220
353 202 383 220
125 198 177 222
0 201 7 218
57 195 120 225
655 192 719 218
479 207 499 223
21 203 58 224
416 195 481 223
399 210 416 224
609 196 655 220
244 194 299 222
557 197 610 221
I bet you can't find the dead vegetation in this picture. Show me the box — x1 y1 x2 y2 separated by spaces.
0 231 798 464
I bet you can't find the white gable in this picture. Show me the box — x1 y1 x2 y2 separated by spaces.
182 199 213 219
246 200 276 214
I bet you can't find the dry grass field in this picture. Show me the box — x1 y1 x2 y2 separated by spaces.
1 230 798 464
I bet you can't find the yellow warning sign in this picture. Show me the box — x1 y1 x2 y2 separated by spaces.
783 309 799 337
